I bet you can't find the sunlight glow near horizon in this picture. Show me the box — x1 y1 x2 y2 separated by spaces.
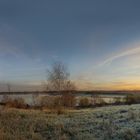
0 1 140 91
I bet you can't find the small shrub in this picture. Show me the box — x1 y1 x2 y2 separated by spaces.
79 98 90 107
52 97 65 115
114 97 122 105
4 97 27 109
61 93 76 108
97 98 106 106
124 94 140 105
53 96 63 108
40 96 65 114
40 96 56 108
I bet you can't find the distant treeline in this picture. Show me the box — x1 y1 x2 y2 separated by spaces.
0 90 138 95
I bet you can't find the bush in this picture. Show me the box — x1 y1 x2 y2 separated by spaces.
124 94 140 105
114 97 122 105
79 98 90 107
40 96 56 109
40 94 76 114
61 93 76 107
40 94 76 109
39 96 65 114
53 96 65 115
53 96 63 108
3 96 27 109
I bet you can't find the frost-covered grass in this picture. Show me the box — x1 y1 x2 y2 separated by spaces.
0 105 140 140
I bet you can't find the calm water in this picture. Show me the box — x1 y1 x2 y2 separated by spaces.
0 94 47 105
0 93 126 105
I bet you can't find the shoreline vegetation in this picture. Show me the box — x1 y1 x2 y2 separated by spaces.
1 92 140 110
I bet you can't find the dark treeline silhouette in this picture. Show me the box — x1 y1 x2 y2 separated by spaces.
0 90 135 96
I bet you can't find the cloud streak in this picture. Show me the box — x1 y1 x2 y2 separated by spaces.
99 43 140 66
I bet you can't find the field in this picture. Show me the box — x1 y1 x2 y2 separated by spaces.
1 104 140 140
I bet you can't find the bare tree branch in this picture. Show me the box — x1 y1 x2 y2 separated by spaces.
46 62 76 92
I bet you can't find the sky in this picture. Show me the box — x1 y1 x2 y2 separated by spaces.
0 0 140 91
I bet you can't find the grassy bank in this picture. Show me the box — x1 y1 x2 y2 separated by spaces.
1 105 140 140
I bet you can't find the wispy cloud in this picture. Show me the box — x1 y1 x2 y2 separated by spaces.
99 43 140 66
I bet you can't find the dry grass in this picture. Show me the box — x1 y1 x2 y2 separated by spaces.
0 104 140 140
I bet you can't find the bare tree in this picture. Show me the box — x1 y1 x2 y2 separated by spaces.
46 62 75 92
45 62 77 107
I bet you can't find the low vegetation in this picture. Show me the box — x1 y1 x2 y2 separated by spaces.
124 94 140 105
1 95 28 109
79 97 90 107
2 93 140 110
1 104 140 140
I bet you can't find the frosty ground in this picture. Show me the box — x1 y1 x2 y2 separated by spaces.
0 104 140 140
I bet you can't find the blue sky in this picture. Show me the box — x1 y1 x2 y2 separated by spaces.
0 0 140 91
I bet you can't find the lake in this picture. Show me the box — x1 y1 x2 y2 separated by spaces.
0 92 126 106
